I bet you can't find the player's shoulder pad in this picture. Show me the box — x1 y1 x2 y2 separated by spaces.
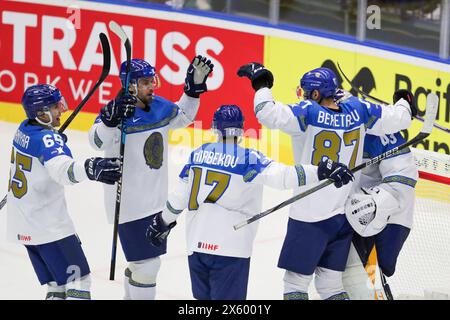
242 148 273 182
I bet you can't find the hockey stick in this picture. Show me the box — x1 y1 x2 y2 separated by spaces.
0 33 111 211
108 20 131 281
234 93 439 230
337 62 450 135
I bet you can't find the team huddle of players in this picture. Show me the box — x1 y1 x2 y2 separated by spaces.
6 55 419 300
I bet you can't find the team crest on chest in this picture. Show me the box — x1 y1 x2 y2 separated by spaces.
143 132 164 169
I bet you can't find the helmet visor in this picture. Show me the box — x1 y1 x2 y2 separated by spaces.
56 96 68 113
138 75 161 90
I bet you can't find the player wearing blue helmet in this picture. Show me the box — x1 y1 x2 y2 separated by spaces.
7 84 121 300
88 56 214 300
146 104 353 300
238 62 415 300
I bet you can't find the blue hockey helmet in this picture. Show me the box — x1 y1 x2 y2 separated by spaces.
212 105 245 137
120 58 159 88
21 84 67 120
300 67 338 99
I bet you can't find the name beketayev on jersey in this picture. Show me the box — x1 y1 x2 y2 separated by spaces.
7 120 76 245
289 96 381 132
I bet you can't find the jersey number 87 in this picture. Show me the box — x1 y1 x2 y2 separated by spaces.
312 128 361 169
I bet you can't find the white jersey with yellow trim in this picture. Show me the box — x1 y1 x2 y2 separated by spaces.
253 88 412 223
88 93 199 224
7 120 89 245
163 142 320 258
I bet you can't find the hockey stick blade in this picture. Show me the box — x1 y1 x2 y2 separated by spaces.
108 20 132 281
337 62 449 134
0 33 111 212
59 33 111 133
234 93 439 230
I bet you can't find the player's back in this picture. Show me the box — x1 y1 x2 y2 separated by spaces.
7 120 75 245
181 142 268 258
289 98 375 222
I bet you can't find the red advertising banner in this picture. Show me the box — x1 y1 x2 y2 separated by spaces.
0 1 264 133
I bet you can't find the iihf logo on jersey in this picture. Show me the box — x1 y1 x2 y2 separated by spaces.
17 234 32 242
198 242 219 251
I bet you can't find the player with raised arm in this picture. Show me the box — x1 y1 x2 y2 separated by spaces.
145 104 354 300
342 89 419 300
6 84 121 300
237 63 417 300
88 57 213 300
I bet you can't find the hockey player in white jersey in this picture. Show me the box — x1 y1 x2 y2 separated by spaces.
88 57 213 300
342 89 419 300
146 104 354 300
6 84 121 300
237 63 417 299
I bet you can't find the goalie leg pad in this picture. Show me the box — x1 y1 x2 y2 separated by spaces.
342 243 375 300
314 267 349 300
283 270 312 300
127 257 161 300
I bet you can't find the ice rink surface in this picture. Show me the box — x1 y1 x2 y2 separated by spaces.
0 120 294 300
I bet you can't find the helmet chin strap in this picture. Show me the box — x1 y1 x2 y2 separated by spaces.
130 81 148 107
35 110 54 128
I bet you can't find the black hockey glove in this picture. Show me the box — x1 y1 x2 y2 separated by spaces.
100 94 137 127
393 89 417 118
317 158 354 188
84 157 121 185
184 55 214 98
237 62 274 91
146 211 177 247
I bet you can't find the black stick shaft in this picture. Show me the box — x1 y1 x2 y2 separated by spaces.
109 28 132 280
235 131 429 229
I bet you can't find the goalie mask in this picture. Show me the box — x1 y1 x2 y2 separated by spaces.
345 187 400 237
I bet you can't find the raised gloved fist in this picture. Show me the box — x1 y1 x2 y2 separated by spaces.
184 55 214 98
393 89 417 118
145 211 177 247
84 157 121 185
237 62 274 91
100 94 137 127
317 158 354 188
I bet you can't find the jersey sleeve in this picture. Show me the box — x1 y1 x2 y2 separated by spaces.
243 149 319 189
253 88 306 134
364 98 412 136
39 133 88 185
161 153 194 224
88 115 120 150
169 93 200 129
